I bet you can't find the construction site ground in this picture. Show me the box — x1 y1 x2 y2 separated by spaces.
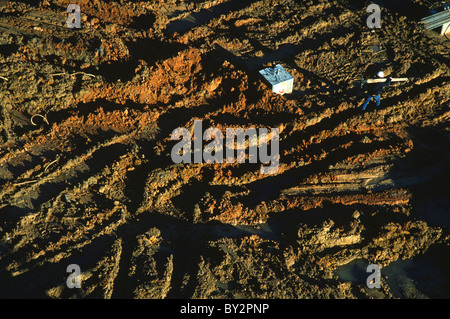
0 0 449 298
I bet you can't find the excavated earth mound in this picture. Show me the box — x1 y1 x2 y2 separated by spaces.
0 0 449 298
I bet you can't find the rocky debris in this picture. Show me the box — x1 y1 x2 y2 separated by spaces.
127 228 174 299
192 236 356 299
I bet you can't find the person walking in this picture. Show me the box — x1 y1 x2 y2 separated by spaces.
360 71 392 112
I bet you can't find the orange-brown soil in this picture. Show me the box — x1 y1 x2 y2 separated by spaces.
0 0 449 298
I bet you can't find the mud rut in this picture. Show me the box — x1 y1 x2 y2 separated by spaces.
0 0 449 298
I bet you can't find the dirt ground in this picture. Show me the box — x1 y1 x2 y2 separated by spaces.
0 0 449 299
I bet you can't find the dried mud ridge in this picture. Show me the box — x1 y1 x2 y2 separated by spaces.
0 0 449 298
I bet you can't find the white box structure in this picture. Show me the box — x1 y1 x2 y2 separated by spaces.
421 8 450 36
259 64 294 95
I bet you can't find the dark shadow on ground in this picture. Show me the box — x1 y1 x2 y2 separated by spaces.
165 0 259 35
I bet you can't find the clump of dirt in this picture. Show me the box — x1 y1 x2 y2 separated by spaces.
0 0 449 299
